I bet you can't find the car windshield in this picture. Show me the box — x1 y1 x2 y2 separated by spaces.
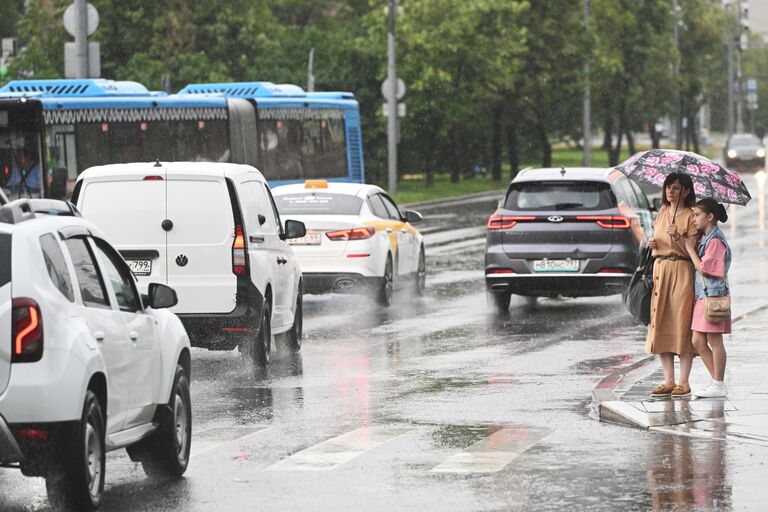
730 135 761 149
0 232 10 288
275 192 363 215
504 181 616 211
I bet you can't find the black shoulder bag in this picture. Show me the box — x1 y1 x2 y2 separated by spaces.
624 246 654 326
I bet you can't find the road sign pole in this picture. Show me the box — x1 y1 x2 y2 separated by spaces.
75 0 89 78
582 0 591 166
387 0 398 196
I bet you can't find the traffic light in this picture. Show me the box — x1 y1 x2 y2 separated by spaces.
740 1 749 50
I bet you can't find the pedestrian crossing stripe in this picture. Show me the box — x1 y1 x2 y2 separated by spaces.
191 425 272 457
430 426 554 474
266 426 413 471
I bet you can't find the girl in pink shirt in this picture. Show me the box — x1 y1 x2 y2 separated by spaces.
684 198 732 398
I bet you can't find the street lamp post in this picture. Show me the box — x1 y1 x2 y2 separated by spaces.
387 0 398 196
582 0 592 166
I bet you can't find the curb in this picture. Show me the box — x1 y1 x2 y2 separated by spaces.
402 189 505 209
592 301 768 431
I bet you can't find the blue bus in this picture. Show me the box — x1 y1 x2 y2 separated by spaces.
0 78 364 198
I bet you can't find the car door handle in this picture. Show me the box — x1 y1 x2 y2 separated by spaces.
250 235 265 243
129 331 138 341
93 331 105 342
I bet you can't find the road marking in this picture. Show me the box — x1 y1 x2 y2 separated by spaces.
431 426 553 474
267 426 412 471
191 425 272 457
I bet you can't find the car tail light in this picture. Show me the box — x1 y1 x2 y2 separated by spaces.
576 215 631 229
11 298 43 363
326 227 375 241
487 215 536 230
143 175 164 181
599 268 629 274
16 428 49 441
232 224 248 276
488 269 516 275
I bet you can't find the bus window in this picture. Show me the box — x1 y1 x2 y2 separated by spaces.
0 104 45 199
110 123 142 163
76 123 111 171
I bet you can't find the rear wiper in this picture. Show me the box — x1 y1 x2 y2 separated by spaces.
553 202 584 210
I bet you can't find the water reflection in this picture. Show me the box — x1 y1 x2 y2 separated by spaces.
646 402 731 511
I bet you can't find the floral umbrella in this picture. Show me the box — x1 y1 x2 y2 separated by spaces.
615 149 751 206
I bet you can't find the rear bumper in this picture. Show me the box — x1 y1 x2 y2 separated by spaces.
303 273 380 295
485 273 631 297
725 157 763 169
0 415 23 464
177 278 264 349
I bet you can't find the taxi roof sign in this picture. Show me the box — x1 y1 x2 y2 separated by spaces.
304 179 329 189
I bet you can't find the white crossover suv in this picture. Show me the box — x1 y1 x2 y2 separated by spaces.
73 162 306 366
0 199 192 510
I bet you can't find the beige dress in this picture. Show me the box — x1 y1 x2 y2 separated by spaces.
645 205 697 355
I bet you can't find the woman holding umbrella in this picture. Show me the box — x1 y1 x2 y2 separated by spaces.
617 149 751 399
646 173 698 398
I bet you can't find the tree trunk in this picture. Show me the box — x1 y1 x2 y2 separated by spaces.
603 117 613 151
649 124 661 149
425 126 436 187
506 122 519 180
609 104 626 166
625 129 636 156
690 112 700 154
450 126 461 183
538 122 552 168
491 104 503 181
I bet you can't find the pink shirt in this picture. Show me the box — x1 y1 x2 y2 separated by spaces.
700 238 726 279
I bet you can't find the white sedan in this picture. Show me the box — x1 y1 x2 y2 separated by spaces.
272 180 425 306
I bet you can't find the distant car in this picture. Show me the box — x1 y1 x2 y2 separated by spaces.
724 133 765 170
271 180 425 306
0 199 191 510
73 162 306 366
484 168 654 312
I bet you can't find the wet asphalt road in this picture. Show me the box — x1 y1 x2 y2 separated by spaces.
2 176 768 511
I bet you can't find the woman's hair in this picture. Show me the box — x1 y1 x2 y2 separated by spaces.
661 172 696 208
695 197 728 223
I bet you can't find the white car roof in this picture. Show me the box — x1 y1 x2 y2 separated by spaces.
271 181 381 198
513 167 617 183
77 161 265 182
0 207 105 238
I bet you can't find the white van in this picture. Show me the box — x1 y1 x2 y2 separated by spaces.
73 162 306 365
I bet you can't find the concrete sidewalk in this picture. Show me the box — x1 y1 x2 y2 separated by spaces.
593 303 768 446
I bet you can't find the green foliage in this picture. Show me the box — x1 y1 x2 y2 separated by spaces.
6 0 733 193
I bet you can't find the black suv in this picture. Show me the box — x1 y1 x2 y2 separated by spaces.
485 167 653 311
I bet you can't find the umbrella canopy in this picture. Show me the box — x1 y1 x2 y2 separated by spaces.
615 149 751 206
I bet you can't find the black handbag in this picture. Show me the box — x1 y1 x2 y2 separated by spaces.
624 246 654 326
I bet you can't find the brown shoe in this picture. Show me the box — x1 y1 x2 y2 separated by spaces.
650 384 675 398
671 385 691 399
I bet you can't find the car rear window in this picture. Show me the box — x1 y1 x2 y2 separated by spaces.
504 181 616 211
0 233 10 288
275 193 363 216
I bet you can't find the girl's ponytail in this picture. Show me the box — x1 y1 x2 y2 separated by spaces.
695 197 728 224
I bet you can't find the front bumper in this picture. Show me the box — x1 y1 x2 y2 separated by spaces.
0 415 23 464
303 273 381 295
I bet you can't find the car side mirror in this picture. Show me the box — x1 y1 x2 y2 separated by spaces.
51 167 68 200
283 219 306 240
651 197 662 212
404 210 423 223
146 283 178 309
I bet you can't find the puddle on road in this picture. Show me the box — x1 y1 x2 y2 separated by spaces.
572 354 636 376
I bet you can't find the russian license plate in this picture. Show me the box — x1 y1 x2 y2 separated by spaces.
288 233 322 245
532 259 580 272
127 260 152 276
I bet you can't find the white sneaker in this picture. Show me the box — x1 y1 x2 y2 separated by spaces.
694 382 728 398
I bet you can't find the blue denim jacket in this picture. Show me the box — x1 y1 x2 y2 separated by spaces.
694 225 731 300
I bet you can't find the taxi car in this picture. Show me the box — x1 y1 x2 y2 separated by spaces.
271 180 425 306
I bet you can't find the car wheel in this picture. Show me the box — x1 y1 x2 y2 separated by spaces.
254 301 272 366
489 291 511 313
46 390 105 511
131 364 192 478
414 246 426 297
285 285 303 352
377 255 394 307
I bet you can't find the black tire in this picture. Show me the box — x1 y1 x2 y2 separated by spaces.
46 390 105 511
285 284 303 352
377 255 394 307
133 365 192 478
414 246 426 296
254 301 272 366
490 291 511 312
